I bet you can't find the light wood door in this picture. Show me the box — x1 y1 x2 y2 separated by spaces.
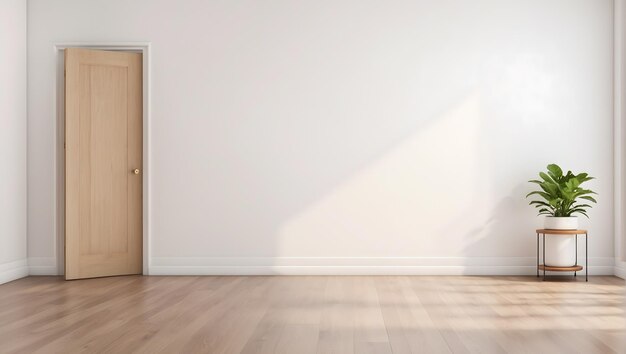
65 48 143 280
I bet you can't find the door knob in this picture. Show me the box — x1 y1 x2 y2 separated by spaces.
133 169 140 175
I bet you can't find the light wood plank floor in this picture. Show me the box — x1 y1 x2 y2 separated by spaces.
0 276 624 353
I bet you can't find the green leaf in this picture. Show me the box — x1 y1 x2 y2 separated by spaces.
539 183 557 195
529 201 552 208
561 190 574 201
539 172 556 184
577 189 598 195
547 164 563 178
526 191 550 199
579 196 597 203
576 173 595 183
571 210 589 218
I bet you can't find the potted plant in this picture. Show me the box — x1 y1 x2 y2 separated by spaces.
526 164 597 267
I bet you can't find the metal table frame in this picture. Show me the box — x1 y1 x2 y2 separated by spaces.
536 229 588 282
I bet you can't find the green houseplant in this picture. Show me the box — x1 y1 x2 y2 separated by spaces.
526 163 597 219
526 163 597 266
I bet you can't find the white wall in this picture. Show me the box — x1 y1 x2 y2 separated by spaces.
27 0 616 275
0 0 28 284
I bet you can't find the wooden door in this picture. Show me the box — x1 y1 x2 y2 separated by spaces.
65 48 143 280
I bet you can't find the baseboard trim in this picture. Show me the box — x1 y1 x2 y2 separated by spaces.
0 259 29 285
149 257 616 276
27 257 58 276
149 265 616 276
24 256 617 277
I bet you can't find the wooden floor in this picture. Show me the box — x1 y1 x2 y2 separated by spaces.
0 276 624 353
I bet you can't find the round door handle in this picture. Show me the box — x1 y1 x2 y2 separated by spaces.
133 169 140 175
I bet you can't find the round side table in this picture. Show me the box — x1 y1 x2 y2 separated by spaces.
536 229 588 282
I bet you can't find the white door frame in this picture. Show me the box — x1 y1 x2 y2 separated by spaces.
53 42 151 275
614 2 626 279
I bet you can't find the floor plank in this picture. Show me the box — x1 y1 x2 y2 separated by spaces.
0 276 623 353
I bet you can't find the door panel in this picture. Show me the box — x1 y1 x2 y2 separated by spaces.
65 48 143 280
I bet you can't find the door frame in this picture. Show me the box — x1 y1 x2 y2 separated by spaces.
54 42 151 275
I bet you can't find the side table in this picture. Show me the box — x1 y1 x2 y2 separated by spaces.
536 229 588 282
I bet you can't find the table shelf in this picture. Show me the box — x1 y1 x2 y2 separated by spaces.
535 229 587 235
538 264 583 272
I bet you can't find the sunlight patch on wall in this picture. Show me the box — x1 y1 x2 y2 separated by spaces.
277 94 494 257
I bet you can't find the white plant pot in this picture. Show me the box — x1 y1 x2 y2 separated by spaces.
543 216 579 267
544 216 578 230
544 235 577 267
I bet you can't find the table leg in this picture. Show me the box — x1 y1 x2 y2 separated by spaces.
575 234 578 277
543 233 546 281
586 233 588 282
537 233 539 278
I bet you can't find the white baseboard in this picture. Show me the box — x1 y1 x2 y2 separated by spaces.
27 256 617 277
149 257 616 276
27 257 58 276
615 260 626 279
0 259 29 285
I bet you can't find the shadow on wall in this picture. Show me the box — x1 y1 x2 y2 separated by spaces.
272 92 530 268
459 191 531 274
276 93 487 260
271 88 545 272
